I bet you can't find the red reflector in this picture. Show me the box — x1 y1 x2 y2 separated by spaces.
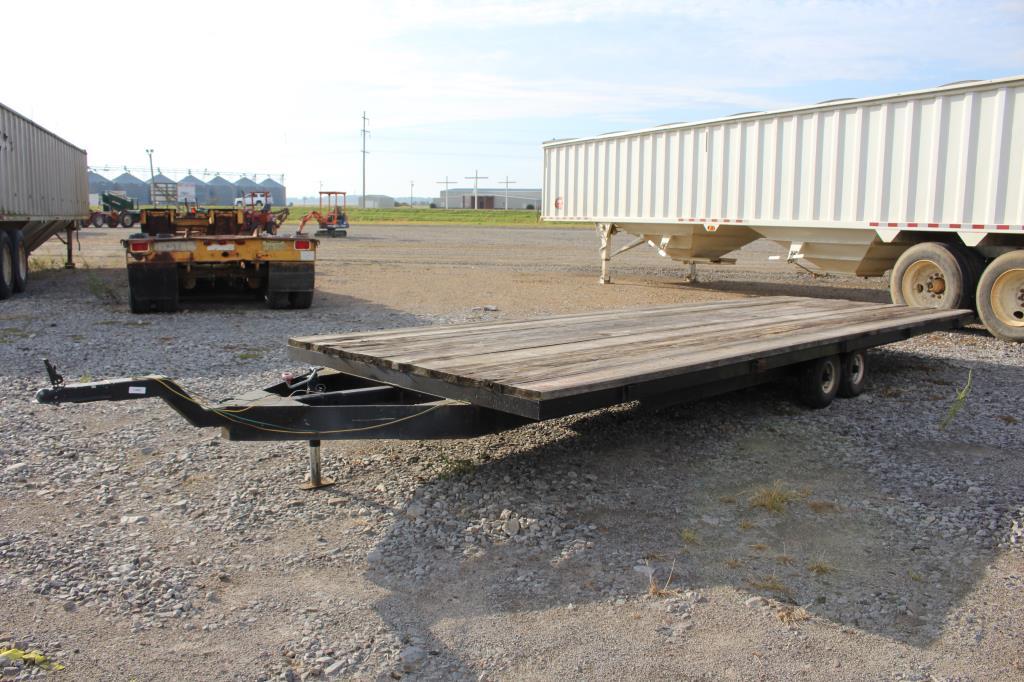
129 241 150 252
294 240 312 250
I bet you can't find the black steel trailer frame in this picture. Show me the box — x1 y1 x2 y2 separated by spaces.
34 299 970 489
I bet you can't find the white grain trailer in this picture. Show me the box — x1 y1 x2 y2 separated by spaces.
0 102 89 300
542 76 1024 341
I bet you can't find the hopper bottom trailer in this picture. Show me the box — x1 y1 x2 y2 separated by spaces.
2 101 88 301
541 76 1024 341
35 296 970 488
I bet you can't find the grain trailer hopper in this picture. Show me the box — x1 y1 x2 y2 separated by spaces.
542 76 1024 341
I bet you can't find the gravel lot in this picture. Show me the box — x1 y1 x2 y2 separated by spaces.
1 225 1022 681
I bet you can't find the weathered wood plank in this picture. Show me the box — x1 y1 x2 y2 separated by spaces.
288 297 972 415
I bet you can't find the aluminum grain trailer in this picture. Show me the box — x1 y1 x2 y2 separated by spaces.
0 102 88 299
35 297 971 489
542 76 1024 341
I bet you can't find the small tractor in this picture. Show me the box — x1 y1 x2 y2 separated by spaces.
240 191 290 234
298 191 349 237
123 198 316 313
89 191 140 228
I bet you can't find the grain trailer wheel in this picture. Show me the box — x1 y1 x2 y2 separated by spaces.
797 355 841 408
12 230 29 293
890 242 972 310
91 213 105 228
976 250 1024 342
0 231 14 299
120 212 135 228
837 349 867 398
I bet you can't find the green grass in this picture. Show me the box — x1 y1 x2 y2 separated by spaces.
281 206 590 227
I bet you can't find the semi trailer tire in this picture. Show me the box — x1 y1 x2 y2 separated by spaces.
289 291 314 309
837 350 867 397
890 242 973 310
797 355 840 408
0 232 14 300
12 229 28 293
976 250 1024 342
265 292 291 309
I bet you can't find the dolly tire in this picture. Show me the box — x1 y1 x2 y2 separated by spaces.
797 355 841 408
837 350 867 398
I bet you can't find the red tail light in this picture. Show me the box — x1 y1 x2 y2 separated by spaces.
129 240 151 252
294 240 312 250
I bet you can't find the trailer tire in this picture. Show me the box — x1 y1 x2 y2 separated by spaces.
129 289 151 314
890 242 971 310
120 212 135 228
289 291 313 309
12 230 28 293
91 214 106 228
797 355 840 408
0 232 14 300
976 250 1024 342
266 291 291 309
837 350 867 398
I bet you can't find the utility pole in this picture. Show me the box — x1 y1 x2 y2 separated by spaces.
360 112 370 208
409 181 414 208
499 176 517 210
145 149 155 203
465 169 488 209
436 176 456 209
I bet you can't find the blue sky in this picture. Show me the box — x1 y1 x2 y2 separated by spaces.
4 1 1023 199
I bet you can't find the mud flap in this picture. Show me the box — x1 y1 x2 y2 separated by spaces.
127 263 178 312
267 262 314 293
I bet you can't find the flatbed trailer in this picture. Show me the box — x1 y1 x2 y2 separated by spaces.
35 297 972 488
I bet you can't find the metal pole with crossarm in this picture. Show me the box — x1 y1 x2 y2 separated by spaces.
465 170 488 209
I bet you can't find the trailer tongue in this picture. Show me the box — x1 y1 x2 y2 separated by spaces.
35 297 971 488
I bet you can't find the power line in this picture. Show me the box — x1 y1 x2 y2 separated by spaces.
361 111 370 209
499 175 517 210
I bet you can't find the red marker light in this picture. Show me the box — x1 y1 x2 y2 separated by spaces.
129 241 150 252
294 240 312 250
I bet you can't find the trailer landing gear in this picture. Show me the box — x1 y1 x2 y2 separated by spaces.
300 440 335 490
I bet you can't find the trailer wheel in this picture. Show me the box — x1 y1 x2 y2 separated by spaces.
120 212 135 228
129 289 151 314
266 291 291 309
837 350 867 398
91 213 106 228
976 250 1024 342
890 242 972 310
0 232 14 300
797 355 840 408
289 291 313 309
12 230 28 293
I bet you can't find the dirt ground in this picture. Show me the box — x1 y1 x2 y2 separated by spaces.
1 225 1021 681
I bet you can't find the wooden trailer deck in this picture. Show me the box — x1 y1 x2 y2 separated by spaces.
288 296 972 420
